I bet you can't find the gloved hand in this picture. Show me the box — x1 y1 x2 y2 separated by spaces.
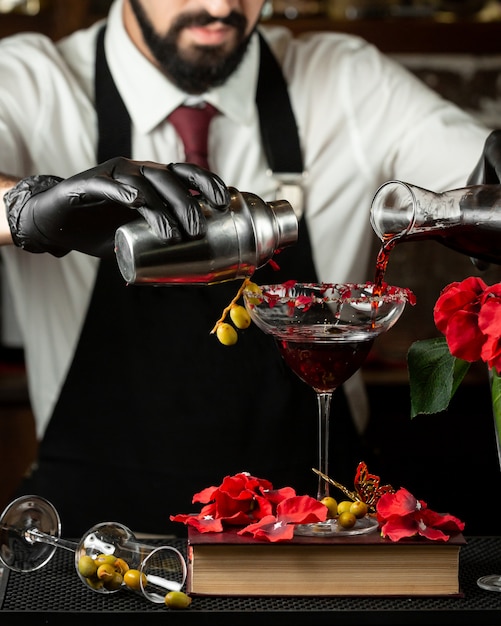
466 129 501 269
467 129 501 185
3 158 231 258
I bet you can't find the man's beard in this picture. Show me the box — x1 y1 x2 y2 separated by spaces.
129 0 253 94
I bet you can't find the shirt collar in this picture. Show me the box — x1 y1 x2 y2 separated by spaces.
105 0 259 134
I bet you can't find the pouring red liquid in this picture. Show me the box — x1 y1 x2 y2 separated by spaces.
370 180 501 284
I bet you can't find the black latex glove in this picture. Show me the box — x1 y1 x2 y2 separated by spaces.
467 129 501 185
465 129 501 269
3 158 231 258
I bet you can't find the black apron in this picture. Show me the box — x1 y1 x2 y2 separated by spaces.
19 28 358 536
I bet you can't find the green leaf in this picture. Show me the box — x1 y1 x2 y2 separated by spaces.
407 337 470 418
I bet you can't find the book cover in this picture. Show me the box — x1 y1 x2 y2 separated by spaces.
187 526 466 597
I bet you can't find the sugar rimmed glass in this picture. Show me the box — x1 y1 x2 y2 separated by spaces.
243 281 410 536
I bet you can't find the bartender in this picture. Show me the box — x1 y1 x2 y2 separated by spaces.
0 0 498 536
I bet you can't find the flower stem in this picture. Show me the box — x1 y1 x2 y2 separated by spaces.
490 367 501 469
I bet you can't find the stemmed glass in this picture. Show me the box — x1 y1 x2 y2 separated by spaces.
243 281 410 536
0 495 186 604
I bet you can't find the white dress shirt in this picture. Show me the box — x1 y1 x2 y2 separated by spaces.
0 0 489 438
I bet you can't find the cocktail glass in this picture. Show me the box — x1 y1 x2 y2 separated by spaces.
243 281 410 536
0 495 186 603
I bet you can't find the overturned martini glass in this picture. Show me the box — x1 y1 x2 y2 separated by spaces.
0 495 186 604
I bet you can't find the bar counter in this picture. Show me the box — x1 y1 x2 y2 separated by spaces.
1 535 501 625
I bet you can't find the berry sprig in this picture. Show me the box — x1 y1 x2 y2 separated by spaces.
211 278 261 345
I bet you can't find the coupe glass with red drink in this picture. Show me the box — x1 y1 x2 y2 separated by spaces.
243 281 411 536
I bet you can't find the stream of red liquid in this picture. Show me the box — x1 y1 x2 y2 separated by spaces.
373 237 399 296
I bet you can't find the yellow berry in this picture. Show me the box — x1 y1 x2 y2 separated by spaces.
104 571 123 591
350 500 368 519
165 590 192 609
84 577 104 590
245 281 261 293
320 496 338 519
337 500 353 514
95 554 116 566
123 568 147 590
216 322 238 346
113 557 129 575
244 281 262 305
338 511 357 529
229 304 251 329
78 555 97 578
97 563 116 582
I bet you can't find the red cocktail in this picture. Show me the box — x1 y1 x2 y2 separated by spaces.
244 281 411 536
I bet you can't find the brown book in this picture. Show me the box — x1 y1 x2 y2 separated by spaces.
186 526 465 597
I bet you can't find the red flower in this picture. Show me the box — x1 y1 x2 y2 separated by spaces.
376 487 465 542
479 283 501 371
170 472 325 541
433 276 487 362
432 276 501 372
191 472 287 526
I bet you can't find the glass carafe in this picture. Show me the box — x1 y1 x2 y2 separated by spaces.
370 180 501 266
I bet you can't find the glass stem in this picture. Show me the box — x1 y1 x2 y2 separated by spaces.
316 391 333 501
23 527 77 553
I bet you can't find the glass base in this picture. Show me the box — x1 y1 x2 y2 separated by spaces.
0 495 60 572
477 574 501 592
294 515 379 537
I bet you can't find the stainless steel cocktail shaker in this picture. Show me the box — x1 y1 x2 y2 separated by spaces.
114 187 298 285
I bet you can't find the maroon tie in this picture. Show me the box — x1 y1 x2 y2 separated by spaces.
168 103 218 169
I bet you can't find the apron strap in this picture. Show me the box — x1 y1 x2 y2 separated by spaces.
255 32 303 175
95 26 131 161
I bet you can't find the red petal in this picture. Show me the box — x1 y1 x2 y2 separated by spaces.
219 473 252 497
169 513 191 523
214 491 254 518
380 516 418 541
219 511 255 526
246 495 273 519
434 277 486 332
376 487 418 519
443 310 484 361
276 495 327 524
199 502 217 517
417 525 450 541
169 513 224 533
479 297 501 338
483 336 501 371
420 508 465 532
262 486 297 504
238 516 296 542
193 485 219 504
